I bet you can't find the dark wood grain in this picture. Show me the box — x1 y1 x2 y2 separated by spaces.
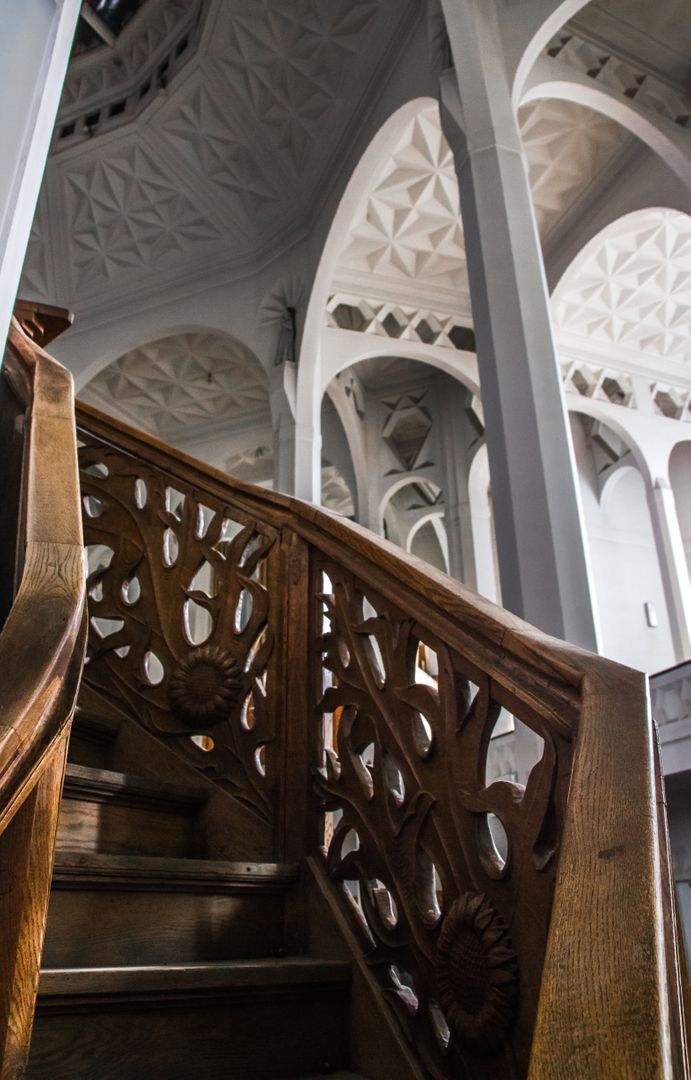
0 311 85 1079
71 397 689 1078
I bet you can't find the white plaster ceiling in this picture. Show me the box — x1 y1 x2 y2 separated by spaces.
80 331 270 436
334 100 632 311
554 208 691 370
518 99 631 239
20 0 416 317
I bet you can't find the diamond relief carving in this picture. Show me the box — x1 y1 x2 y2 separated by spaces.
63 144 217 289
555 209 691 364
338 99 634 295
519 99 630 239
340 105 467 289
157 80 281 219
211 0 380 171
81 332 270 435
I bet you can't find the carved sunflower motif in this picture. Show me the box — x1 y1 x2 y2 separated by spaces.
436 891 518 1049
168 646 243 725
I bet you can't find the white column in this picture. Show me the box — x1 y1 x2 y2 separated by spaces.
648 479 691 662
439 0 598 650
0 0 81 351
271 362 323 499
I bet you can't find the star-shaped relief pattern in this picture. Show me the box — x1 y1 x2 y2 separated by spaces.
520 100 630 239
555 209 691 363
63 144 217 288
81 332 271 434
157 81 280 220
341 106 467 289
211 0 380 171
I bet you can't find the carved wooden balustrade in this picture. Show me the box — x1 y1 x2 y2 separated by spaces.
75 400 689 1080
0 310 86 1079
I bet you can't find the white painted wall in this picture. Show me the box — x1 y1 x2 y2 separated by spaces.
571 415 675 672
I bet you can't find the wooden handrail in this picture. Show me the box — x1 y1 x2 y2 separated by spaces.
75 398 689 1079
0 317 86 1078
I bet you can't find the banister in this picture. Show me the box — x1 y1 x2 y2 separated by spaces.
0 320 86 823
0 315 86 1078
74 397 689 1079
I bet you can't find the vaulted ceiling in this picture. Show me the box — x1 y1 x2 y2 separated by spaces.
333 99 633 314
19 0 691 390
22 0 417 317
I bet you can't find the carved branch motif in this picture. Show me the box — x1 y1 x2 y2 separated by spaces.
313 559 574 1078
77 431 279 829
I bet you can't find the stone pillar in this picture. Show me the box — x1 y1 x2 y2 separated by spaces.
648 479 691 662
437 382 478 586
439 0 598 650
0 0 82 351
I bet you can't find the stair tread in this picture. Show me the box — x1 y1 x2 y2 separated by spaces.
52 851 299 892
39 958 351 996
62 763 208 808
72 709 120 742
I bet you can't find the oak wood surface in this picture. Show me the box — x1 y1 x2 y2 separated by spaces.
0 313 85 1080
71 398 689 1078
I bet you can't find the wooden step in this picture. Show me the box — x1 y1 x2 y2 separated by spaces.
43 853 299 967
57 764 208 858
28 960 352 1080
68 709 120 768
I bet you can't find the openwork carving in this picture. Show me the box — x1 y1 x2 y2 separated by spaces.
436 893 518 1048
313 559 575 1078
78 424 280 832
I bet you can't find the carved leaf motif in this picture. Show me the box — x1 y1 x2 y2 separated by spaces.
78 430 279 831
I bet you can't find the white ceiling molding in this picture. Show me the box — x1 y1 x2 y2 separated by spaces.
57 0 204 138
544 30 690 129
338 105 467 291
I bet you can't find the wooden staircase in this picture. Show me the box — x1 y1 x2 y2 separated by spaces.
1 306 689 1079
27 694 362 1080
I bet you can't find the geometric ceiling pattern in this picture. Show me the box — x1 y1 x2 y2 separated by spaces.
155 77 282 221
336 99 636 303
546 31 690 128
338 105 467 290
572 0 691 90
554 209 691 366
80 332 270 436
59 0 198 121
63 143 218 289
20 0 413 315
518 100 631 239
208 0 381 174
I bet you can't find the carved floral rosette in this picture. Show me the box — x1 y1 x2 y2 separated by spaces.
435 892 518 1048
312 556 574 1079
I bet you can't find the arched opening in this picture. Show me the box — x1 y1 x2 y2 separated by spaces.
79 329 273 472
570 411 675 671
323 351 483 582
669 441 691 578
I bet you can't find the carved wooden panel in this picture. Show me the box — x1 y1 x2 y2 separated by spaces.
77 428 281 840
312 558 575 1079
